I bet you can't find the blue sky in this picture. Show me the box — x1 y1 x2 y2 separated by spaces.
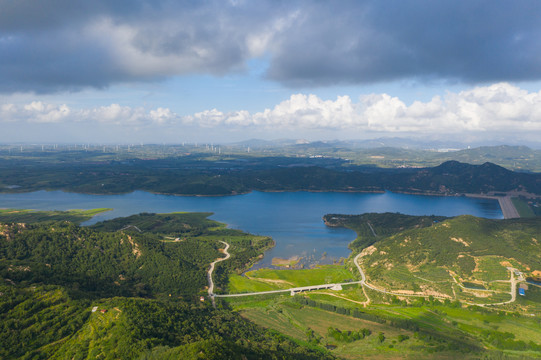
1 0 541 145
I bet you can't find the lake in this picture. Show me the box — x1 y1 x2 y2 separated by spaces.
0 190 502 269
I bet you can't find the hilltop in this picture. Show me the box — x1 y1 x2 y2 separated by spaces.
325 213 541 309
389 160 540 194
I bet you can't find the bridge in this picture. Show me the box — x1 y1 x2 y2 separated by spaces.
215 282 358 298
289 283 342 296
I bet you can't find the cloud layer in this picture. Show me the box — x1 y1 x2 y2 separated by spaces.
1 0 541 92
3 83 541 142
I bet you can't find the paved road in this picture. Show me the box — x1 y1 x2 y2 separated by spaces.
210 240 519 308
207 241 230 307
215 289 292 297
216 281 363 298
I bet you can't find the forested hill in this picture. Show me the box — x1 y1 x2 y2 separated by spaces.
247 161 541 195
387 161 540 194
325 212 541 310
0 212 272 298
1 155 540 196
0 212 332 359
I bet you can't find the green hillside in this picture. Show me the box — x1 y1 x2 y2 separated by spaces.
355 216 540 304
0 212 272 298
2 210 541 359
0 283 332 360
325 213 541 311
0 211 331 359
227 214 541 359
0 208 111 224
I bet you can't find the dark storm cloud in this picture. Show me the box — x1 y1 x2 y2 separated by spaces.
0 0 148 31
267 0 541 86
0 0 277 92
1 0 540 93
0 28 125 93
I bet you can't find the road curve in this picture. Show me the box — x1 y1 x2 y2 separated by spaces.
355 252 518 306
485 269 517 306
207 241 230 307
208 242 518 308
354 253 366 283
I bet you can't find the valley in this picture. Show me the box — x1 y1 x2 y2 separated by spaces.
1 209 540 359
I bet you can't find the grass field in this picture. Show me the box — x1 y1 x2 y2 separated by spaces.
228 265 357 293
305 290 367 309
234 295 495 359
228 274 285 293
240 303 434 359
473 256 511 282
225 275 541 359
0 208 111 224
246 265 357 287
511 197 536 218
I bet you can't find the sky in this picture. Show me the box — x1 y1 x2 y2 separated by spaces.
1 0 541 146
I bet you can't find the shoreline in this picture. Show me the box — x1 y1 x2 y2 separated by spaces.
463 193 522 219
1 187 535 220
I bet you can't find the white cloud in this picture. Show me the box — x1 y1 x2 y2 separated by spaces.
0 102 179 127
1 101 72 123
2 83 541 142
181 83 541 137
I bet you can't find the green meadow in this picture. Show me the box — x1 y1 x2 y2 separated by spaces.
228 265 357 293
227 291 541 359
0 208 111 224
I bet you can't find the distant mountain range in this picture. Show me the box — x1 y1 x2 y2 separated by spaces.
231 138 541 150
1 143 540 196
245 160 541 196
226 142 541 172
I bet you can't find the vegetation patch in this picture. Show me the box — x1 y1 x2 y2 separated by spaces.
512 197 536 218
245 265 357 288
272 255 301 267
0 208 111 224
462 281 486 290
228 273 285 293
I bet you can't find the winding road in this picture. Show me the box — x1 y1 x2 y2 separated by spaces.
354 252 520 306
209 237 520 308
207 240 230 307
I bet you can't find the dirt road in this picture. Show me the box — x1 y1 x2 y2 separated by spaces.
207 241 230 307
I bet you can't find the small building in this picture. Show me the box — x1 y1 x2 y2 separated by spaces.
91 306 98 313
200 296 205 302
518 288 526 296
100 309 108 313
519 283 529 290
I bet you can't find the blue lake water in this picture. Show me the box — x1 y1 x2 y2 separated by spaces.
0 190 502 269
